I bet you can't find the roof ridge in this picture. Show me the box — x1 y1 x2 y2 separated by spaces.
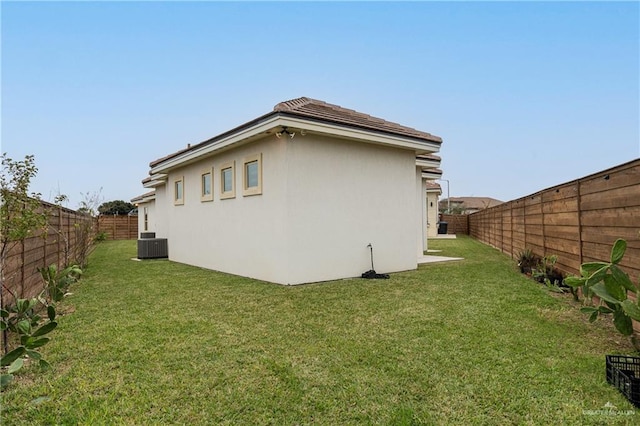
273 97 314 111
273 97 440 142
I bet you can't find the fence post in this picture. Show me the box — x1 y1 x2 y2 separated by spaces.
523 200 527 250
57 205 62 268
577 181 583 266
541 194 546 257
42 211 47 271
510 202 514 259
20 240 26 298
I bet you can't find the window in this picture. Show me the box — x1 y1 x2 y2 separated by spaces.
220 161 235 199
174 177 184 205
201 168 213 202
243 153 262 196
143 207 148 231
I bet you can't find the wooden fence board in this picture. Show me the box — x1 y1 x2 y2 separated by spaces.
581 227 640 249
581 207 640 227
541 184 579 202
579 165 640 195
580 184 640 211
543 236 581 256
542 198 579 214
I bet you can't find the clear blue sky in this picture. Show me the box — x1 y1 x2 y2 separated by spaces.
2 1 639 208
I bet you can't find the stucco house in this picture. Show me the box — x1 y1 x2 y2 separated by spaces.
133 97 443 285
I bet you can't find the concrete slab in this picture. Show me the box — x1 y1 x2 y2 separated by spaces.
418 255 464 264
431 234 457 239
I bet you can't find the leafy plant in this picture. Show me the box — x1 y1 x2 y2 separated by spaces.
531 255 568 293
38 264 82 304
1 264 81 389
94 231 108 242
565 239 640 345
516 248 540 275
1 298 57 389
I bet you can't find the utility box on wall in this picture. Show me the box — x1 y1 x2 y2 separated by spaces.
137 238 168 259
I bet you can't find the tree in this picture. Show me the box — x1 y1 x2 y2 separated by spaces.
1 154 85 389
97 200 135 215
75 189 103 267
0 154 47 355
78 188 103 217
0 154 47 297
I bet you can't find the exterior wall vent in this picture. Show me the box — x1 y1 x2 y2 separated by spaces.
140 232 156 239
137 238 168 259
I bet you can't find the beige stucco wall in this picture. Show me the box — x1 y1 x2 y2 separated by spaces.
136 200 157 235
161 136 289 283
153 133 421 284
284 135 418 284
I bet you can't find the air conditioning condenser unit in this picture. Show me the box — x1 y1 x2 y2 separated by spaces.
137 238 168 259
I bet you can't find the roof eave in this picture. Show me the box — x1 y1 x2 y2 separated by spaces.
416 158 441 169
421 168 443 180
150 113 441 174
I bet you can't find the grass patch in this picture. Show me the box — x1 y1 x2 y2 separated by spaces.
2 236 637 424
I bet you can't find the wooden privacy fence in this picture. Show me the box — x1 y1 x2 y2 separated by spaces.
439 214 469 235
468 159 640 279
2 201 97 304
97 215 138 240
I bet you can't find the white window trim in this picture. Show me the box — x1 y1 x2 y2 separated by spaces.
243 153 263 197
174 176 184 206
200 167 213 202
220 161 235 200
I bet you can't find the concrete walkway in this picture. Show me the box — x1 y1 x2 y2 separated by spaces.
430 234 457 239
417 255 464 264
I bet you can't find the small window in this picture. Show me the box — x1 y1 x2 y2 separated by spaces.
201 168 213 202
220 161 235 199
174 177 184 205
243 153 262 196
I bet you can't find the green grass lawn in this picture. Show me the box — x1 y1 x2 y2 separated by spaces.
1 236 638 425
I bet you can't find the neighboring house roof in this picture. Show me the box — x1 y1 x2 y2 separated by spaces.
440 197 503 211
147 97 442 177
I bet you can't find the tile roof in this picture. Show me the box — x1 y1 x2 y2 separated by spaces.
150 97 441 169
426 181 442 191
274 97 442 143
